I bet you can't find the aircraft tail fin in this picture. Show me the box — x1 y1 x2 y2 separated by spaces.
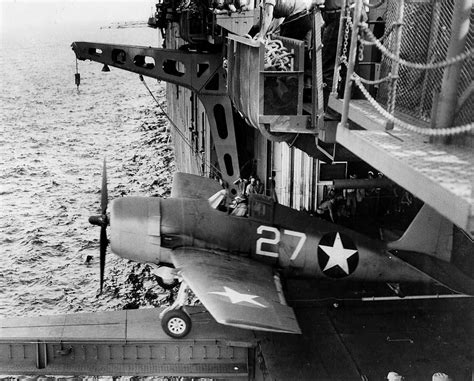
388 204 474 294
387 204 453 262
171 172 223 199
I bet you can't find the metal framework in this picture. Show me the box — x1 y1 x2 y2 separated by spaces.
72 42 241 194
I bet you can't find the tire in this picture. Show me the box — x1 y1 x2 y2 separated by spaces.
161 309 192 339
157 276 179 290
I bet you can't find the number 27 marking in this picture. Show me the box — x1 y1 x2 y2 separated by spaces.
256 226 306 261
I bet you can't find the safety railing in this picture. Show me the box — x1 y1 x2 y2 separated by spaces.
334 0 473 137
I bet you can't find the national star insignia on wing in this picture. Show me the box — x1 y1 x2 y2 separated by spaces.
209 286 266 308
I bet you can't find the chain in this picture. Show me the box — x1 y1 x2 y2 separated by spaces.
337 6 352 87
358 39 364 61
341 10 351 64
352 74 474 136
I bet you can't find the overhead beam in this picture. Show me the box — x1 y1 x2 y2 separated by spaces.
336 126 474 237
71 42 226 95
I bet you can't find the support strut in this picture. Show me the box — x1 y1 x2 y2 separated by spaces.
72 41 241 193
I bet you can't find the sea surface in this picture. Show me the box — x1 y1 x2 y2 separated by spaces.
0 21 174 319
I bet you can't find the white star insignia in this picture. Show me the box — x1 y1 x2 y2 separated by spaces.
319 232 358 274
209 286 266 308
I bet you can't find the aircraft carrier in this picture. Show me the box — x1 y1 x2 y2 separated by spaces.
1 0 473 379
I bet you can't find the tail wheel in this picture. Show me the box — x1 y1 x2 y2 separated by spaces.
161 309 192 339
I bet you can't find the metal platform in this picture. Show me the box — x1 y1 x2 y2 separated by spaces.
1 294 473 379
329 97 474 237
0 307 255 377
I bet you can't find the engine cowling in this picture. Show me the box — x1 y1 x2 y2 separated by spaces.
110 197 164 264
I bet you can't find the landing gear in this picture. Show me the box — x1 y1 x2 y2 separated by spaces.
161 309 192 338
156 276 179 290
149 263 179 290
159 280 192 339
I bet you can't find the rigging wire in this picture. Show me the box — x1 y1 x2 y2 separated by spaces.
138 74 222 178
74 58 81 92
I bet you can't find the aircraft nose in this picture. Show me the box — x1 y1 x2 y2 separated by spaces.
109 197 161 263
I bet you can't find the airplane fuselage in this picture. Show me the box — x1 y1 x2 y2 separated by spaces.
110 196 433 285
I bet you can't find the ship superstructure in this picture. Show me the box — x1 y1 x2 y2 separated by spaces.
72 0 473 237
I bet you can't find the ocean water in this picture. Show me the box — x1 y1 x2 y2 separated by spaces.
0 21 173 318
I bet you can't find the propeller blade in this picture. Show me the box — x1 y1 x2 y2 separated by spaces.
99 225 107 294
89 158 109 294
101 158 108 215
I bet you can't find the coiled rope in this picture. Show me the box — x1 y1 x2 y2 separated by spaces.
263 38 294 71
244 34 294 71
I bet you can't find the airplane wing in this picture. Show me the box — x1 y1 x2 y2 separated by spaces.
171 248 301 334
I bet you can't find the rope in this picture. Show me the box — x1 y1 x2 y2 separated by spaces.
360 22 398 46
263 38 294 71
365 0 385 9
139 75 222 177
357 74 397 85
352 74 474 136
360 23 474 70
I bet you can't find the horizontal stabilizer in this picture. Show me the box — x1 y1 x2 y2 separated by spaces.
392 250 474 295
388 204 453 261
171 172 223 199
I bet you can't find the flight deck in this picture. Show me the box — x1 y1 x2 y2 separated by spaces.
1 289 473 379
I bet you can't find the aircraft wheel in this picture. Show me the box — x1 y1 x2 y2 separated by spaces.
157 276 179 290
161 309 192 339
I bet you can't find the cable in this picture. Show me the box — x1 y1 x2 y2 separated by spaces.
139 75 222 177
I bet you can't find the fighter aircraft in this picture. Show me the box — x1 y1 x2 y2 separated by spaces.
89 168 474 339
